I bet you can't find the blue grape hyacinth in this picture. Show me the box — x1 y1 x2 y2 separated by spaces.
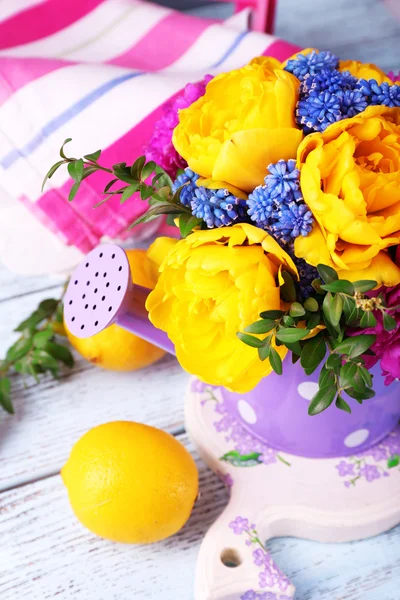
172 168 199 207
247 160 314 245
358 79 400 108
296 69 369 133
272 202 314 244
284 50 339 80
191 187 247 228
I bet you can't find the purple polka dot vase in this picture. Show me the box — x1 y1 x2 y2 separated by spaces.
220 360 400 458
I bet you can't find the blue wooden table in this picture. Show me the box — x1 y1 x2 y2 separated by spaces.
1 0 400 598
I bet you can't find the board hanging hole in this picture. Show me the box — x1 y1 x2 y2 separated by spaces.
220 548 242 568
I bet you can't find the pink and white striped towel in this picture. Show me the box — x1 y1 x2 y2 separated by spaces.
0 0 300 275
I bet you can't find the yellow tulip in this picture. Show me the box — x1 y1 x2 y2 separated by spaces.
339 59 391 84
172 57 303 194
146 223 298 392
294 105 400 286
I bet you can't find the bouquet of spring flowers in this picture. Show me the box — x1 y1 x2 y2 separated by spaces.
45 49 400 415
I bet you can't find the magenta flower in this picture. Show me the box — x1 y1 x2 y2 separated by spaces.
357 285 400 385
144 75 213 179
388 71 400 82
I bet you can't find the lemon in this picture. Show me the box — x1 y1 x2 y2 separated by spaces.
66 249 165 371
61 421 198 544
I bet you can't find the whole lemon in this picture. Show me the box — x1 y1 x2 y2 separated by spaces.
66 249 165 371
61 421 198 543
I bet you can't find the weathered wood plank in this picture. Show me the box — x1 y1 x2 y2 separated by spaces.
275 0 400 72
0 435 228 600
1 434 400 600
0 285 187 490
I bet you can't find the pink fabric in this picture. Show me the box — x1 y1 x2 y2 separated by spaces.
109 12 218 71
0 0 104 50
0 57 74 107
0 0 300 254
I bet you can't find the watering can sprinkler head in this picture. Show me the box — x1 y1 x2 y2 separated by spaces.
64 244 175 355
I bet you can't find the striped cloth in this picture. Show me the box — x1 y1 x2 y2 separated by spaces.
0 0 300 274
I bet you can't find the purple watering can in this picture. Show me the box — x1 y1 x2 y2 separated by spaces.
64 244 400 460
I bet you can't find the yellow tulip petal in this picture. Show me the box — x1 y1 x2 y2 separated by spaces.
213 128 303 192
337 251 400 286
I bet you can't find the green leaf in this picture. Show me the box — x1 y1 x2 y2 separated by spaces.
67 159 84 183
59 138 72 159
360 310 377 328
258 344 271 361
326 353 342 370
33 329 54 349
285 340 302 355
6 336 33 362
289 302 306 318
130 156 146 180
154 165 173 188
269 346 283 374
81 166 98 180
308 385 337 416
44 342 74 368
388 455 400 469
383 312 397 332
141 161 157 181
283 315 295 326
31 349 59 376
334 334 376 359
39 299 59 315
41 160 65 192
292 352 300 364
0 378 13 414
339 361 357 389
359 365 373 388
317 264 338 283
128 202 184 228
69 181 81 202
336 395 351 413
83 150 101 162
323 292 343 328
306 311 321 330
220 450 262 467
15 310 44 332
179 214 203 238
244 321 276 334
319 364 336 388
353 280 377 293
139 184 155 201
321 280 354 295
275 327 310 344
300 334 326 373
104 178 118 193
304 297 319 312
311 278 324 294
259 310 284 320
330 293 343 327
121 183 140 203
342 295 356 321
280 270 296 302
345 386 375 401
237 332 265 348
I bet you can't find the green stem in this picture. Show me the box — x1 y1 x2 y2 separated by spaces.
276 454 291 467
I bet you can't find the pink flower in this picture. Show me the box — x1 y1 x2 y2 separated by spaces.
144 76 213 179
388 71 400 82
358 285 400 385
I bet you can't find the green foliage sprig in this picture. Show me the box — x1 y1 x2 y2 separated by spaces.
0 298 74 415
43 139 203 236
238 264 399 416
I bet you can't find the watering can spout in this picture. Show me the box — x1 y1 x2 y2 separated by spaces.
63 244 175 355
